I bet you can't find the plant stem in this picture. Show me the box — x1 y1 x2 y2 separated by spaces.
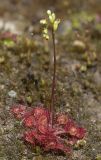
50 28 56 125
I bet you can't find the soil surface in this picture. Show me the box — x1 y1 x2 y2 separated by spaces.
0 0 101 160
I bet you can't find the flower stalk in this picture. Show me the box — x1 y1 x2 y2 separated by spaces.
40 10 60 125
50 28 56 125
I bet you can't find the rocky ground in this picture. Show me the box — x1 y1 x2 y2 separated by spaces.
0 0 101 160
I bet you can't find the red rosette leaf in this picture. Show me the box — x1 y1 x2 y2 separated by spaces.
23 115 36 127
11 104 27 119
37 114 49 134
56 114 69 125
33 107 50 120
23 131 35 145
33 107 47 117
65 121 78 136
75 127 86 139
68 137 78 145
44 139 71 154
65 121 86 139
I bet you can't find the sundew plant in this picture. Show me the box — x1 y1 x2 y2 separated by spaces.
11 10 86 155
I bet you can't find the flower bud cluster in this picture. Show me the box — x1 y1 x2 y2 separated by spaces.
40 10 60 40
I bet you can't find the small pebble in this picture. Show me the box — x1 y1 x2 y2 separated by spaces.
8 90 17 98
80 65 87 72
94 71 101 86
0 56 5 64
0 85 5 90
73 40 86 52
